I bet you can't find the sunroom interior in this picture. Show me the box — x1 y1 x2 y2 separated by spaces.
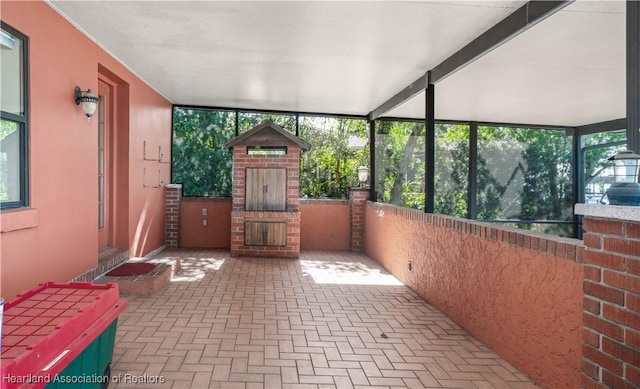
2 1 640 389
48 0 635 239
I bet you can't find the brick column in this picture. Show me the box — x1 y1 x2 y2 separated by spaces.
579 213 640 389
165 184 182 247
350 188 369 252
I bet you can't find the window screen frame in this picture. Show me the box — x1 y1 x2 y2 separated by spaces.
0 21 29 210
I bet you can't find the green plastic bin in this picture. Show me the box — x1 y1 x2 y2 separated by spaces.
1 282 127 389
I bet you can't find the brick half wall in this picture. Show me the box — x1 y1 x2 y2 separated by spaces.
365 202 584 389
180 197 232 248
300 199 350 251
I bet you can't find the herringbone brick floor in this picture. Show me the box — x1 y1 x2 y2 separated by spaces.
110 249 538 389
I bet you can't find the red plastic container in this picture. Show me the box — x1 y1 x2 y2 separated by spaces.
0 282 127 388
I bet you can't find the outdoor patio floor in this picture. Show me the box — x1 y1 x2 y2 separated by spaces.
110 249 538 389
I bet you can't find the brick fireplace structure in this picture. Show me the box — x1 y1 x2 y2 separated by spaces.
225 120 310 258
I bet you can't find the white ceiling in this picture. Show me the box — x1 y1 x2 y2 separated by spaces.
48 0 625 127
386 0 626 126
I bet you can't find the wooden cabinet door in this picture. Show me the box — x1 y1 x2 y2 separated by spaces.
245 221 287 246
246 168 286 211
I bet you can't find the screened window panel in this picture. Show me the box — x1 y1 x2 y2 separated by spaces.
374 121 425 210
434 123 469 218
0 24 28 209
171 108 235 196
238 112 295 134
0 120 20 202
476 126 573 222
298 116 368 198
580 129 627 204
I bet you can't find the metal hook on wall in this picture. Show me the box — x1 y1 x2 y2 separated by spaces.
152 169 164 188
159 146 171 164
144 167 166 188
143 141 161 162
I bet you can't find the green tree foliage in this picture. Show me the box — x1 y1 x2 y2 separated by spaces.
519 129 573 222
375 121 425 209
476 126 573 236
299 117 368 198
581 130 627 185
172 109 368 198
172 108 235 196
172 106 620 238
375 121 575 236
238 112 296 134
434 124 469 217
375 122 470 215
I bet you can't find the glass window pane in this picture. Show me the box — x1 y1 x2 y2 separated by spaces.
98 149 104 175
98 97 105 149
238 112 296 133
0 119 20 202
476 126 573 225
98 123 104 148
298 116 368 198
98 96 104 121
581 129 627 204
98 203 104 229
98 176 104 202
488 222 575 238
375 121 425 210
584 144 627 204
435 123 469 217
172 108 235 196
0 28 24 115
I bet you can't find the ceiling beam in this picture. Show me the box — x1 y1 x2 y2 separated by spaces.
430 0 573 83
368 0 573 121
576 118 626 135
368 73 427 121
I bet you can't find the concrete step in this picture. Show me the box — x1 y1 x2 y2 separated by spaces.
74 248 130 282
95 258 181 296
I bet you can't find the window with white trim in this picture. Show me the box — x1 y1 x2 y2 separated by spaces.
0 22 28 209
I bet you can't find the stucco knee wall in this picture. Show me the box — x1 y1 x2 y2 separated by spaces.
364 202 583 389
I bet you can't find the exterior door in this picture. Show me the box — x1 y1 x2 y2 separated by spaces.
98 80 112 249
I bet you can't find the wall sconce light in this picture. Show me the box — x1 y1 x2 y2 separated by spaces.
74 86 99 119
606 150 640 206
357 165 369 188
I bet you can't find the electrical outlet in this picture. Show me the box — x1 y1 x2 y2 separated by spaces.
202 208 208 216
202 219 208 227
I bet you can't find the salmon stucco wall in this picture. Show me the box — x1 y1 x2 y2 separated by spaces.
0 1 172 299
300 199 350 251
180 198 232 248
365 202 584 389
